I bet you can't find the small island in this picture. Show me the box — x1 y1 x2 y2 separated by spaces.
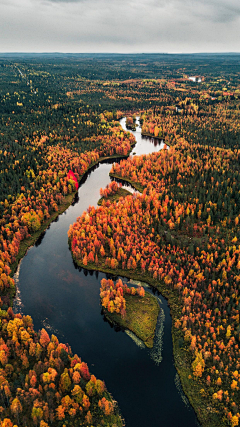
100 278 160 348
98 181 132 206
126 115 137 131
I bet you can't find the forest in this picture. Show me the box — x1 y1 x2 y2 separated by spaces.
0 53 240 426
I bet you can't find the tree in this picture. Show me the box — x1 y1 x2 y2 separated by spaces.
10 398 22 424
59 369 71 393
192 351 205 377
40 329 50 347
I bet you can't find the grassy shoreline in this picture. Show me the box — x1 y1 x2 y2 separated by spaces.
10 193 74 277
103 292 160 348
141 131 173 148
109 173 144 193
97 187 132 206
141 131 164 140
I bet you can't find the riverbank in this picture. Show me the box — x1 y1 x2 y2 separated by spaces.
141 131 174 149
109 173 144 193
97 187 132 206
141 131 163 140
10 193 74 278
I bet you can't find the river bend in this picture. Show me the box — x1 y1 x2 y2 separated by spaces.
13 118 200 427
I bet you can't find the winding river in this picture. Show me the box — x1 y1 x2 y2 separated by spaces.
13 118 200 427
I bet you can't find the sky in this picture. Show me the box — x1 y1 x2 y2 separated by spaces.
0 0 240 53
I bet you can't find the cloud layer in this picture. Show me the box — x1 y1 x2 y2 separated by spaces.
0 0 239 52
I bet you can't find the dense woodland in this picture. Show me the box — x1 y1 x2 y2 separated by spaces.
0 53 240 426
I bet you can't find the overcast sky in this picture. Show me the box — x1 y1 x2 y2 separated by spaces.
0 0 240 53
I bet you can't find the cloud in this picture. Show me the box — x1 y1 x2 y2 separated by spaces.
39 0 240 24
44 0 84 2
0 0 239 52
189 0 240 23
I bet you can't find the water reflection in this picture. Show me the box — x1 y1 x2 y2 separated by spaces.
35 230 46 247
72 192 79 206
142 134 164 146
101 309 125 334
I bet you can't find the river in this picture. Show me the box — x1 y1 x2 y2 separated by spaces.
13 117 200 427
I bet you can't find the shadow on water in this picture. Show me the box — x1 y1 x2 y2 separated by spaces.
110 175 140 192
72 192 79 206
142 134 164 146
13 117 200 427
101 308 125 333
35 230 46 247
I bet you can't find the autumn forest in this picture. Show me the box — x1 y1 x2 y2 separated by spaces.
0 53 240 426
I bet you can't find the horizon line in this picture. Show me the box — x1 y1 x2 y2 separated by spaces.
0 51 240 55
